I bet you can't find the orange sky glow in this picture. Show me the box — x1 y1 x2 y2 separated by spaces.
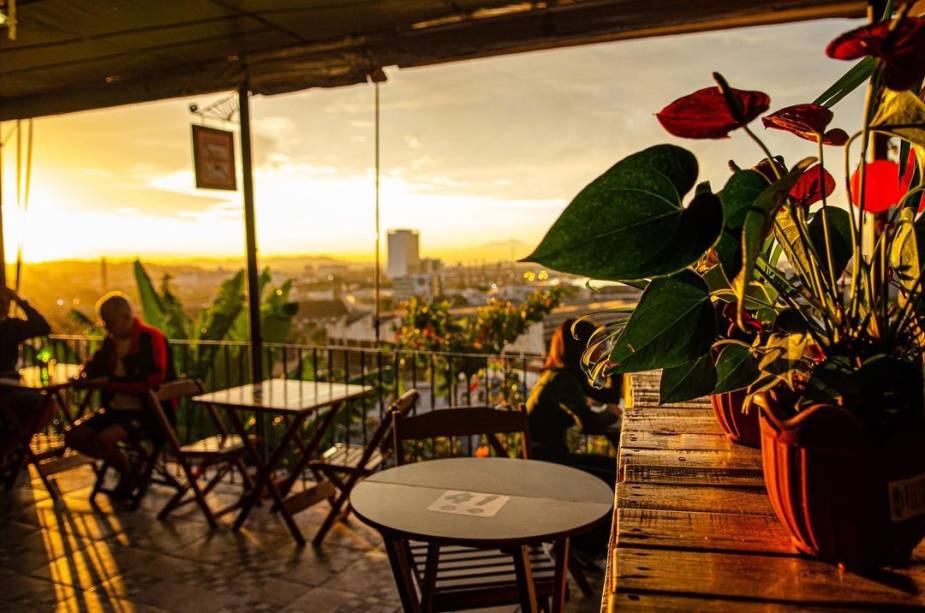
1 17 865 266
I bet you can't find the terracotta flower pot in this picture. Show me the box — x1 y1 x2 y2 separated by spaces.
760 400 925 568
709 390 761 447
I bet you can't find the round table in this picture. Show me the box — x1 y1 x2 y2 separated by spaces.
351 457 614 613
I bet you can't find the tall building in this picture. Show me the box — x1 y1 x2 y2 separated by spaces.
387 229 420 279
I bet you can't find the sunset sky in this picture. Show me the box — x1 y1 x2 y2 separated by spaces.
1 16 866 265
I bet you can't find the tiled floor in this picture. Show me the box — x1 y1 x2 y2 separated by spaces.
1 466 606 612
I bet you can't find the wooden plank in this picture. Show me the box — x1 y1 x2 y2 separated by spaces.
615 547 925 609
281 479 336 515
620 448 763 472
616 508 794 554
623 464 764 488
624 407 714 419
617 482 774 516
632 395 711 410
623 416 723 436
621 430 732 451
608 593 808 611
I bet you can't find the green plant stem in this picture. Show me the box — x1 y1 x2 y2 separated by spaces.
816 138 842 332
743 124 782 180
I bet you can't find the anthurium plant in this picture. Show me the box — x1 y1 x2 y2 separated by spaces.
525 7 925 432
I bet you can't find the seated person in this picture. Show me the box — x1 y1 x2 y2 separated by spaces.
526 318 621 484
0 287 57 472
65 292 174 498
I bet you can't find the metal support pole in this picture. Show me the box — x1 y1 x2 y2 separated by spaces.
374 81 381 346
238 84 266 452
0 131 5 289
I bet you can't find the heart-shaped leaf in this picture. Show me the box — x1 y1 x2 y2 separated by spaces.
609 270 717 373
716 170 768 279
809 207 853 283
735 158 816 310
524 145 723 281
714 344 760 393
659 353 717 403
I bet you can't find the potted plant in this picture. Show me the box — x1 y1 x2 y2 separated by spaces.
524 9 925 567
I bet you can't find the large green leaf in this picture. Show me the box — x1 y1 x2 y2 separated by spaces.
714 344 760 393
891 207 921 305
716 170 769 279
609 271 716 373
809 207 853 283
133 260 167 333
524 144 722 280
195 271 246 378
659 353 716 403
814 57 876 109
735 158 816 308
719 170 768 230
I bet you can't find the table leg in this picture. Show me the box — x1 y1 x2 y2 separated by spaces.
225 408 308 545
277 400 345 499
383 535 422 613
552 537 570 613
511 544 539 613
420 542 440 612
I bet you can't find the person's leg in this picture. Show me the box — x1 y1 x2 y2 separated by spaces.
91 424 131 474
65 410 127 469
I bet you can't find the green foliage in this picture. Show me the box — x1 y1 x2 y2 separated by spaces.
524 145 722 281
608 271 716 373
659 353 716 404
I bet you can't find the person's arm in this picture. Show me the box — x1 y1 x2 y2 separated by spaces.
16 298 52 339
3 289 52 341
81 342 110 381
558 374 618 435
582 373 622 404
106 331 168 394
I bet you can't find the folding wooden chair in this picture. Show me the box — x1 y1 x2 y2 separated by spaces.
310 388 419 546
148 379 252 527
390 404 568 612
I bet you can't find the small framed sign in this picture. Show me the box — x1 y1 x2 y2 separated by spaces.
192 125 237 191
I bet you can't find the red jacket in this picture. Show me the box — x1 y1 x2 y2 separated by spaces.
84 318 174 400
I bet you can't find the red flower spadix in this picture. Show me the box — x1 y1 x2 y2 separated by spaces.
849 157 915 213
657 85 770 139
790 164 836 207
762 104 848 146
827 17 925 91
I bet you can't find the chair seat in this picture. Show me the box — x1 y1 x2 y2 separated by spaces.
316 442 383 473
409 542 557 611
179 434 246 457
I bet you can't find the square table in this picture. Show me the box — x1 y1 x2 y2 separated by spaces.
0 363 90 495
193 379 373 545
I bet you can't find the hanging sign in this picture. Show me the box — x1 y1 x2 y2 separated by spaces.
192 125 236 191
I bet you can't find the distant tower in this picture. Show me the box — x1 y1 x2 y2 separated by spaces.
387 229 420 279
100 257 109 291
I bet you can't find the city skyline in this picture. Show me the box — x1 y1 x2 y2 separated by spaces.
1 16 865 265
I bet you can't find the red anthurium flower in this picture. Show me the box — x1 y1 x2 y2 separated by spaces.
790 164 836 207
657 86 770 139
762 104 849 146
849 157 915 213
827 17 925 91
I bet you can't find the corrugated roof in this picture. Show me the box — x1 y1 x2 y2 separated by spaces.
0 1 864 120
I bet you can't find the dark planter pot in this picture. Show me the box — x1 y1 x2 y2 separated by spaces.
759 400 925 568
709 390 760 447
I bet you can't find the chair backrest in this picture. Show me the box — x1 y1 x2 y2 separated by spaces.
391 405 530 465
364 388 419 458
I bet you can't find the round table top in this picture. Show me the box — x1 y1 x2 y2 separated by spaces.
350 457 614 547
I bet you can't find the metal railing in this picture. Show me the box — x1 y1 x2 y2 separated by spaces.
21 335 614 476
